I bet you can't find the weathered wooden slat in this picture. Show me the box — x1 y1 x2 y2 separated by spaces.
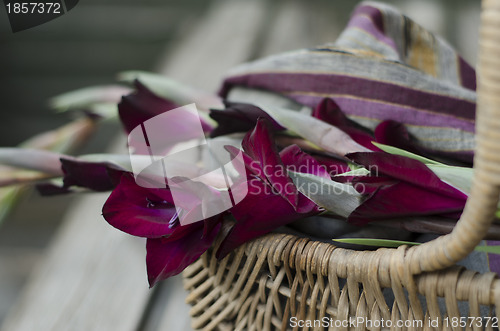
156 0 269 92
256 1 342 58
0 189 151 331
0 248 41 323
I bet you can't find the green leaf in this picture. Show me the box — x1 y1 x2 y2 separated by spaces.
50 85 129 113
0 148 64 175
257 104 369 156
427 164 473 195
85 103 118 120
373 142 474 195
0 186 24 227
473 245 500 254
335 167 370 177
333 238 421 248
372 142 443 165
118 71 222 112
78 153 134 171
288 170 363 217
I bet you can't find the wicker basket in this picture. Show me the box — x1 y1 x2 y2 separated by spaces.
183 1 500 330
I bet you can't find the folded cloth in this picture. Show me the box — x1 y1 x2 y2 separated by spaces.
220 1 476 164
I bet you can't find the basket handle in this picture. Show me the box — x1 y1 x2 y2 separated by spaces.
406 0 500 275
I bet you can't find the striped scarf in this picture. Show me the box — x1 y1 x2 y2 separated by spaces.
220 2 476 164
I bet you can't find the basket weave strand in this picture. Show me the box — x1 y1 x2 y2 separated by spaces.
184 233 500 330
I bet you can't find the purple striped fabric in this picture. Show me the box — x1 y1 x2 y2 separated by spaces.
221 73 476 123
347 5 396 51
220 2 477 164
458 57 477 90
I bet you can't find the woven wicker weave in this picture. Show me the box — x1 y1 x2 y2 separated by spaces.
183 1 500 330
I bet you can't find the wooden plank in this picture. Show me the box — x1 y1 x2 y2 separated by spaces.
227 1 342 110
0 189 151 331
0 248 41 323
257 1 342 58
156 0 269 92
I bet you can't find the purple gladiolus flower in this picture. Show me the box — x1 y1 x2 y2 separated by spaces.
36 158 125 195
313 98 445 161
346 152 468 225
216 119 324 258
118 81 179 134
146 218 220 286
119 81 213 156
102 173 222 286
313 98 378 151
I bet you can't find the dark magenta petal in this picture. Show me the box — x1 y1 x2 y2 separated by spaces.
225 145 266 180
209 102 285 138
217 179 319 259
121 81 212 156
167 177 222 212
36 158 124 196
146 220 220 287
280 145 330 179
373 120 473 166
242 119 298 208
60 158 124 192
102 174 179 238
119 81 179 134
374 120 422 155
350 175 398 194
202 214 224 239
312 154 350 176
313 98 378 151
348 182 466 225
347 152 468 200
36 183 73 196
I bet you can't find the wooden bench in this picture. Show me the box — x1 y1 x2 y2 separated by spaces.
0 1 339 330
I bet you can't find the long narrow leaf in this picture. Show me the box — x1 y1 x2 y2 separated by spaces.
50 85 130 113
288 170 363 217
0 148 65 175
0 186 24 223
427 164 473 195
118 71 223 111
257 104 370 156
0 116 98 227
19 117 96 154
372 142 442 165
475 245 500 254
371 142 474 195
